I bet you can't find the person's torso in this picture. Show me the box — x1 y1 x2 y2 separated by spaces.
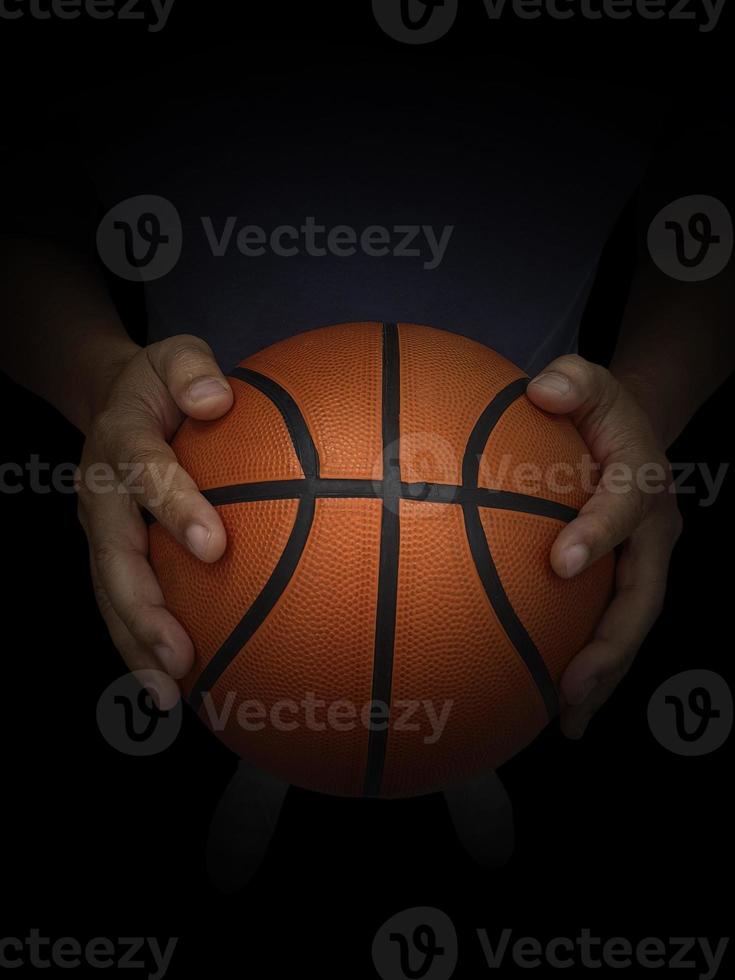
77 62 667 373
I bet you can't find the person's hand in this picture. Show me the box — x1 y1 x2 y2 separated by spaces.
526 355 683 739
76 336 233 708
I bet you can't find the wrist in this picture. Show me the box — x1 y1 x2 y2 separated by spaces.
76 331 140 435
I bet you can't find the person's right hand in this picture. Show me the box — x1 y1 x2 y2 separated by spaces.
76 335 233 708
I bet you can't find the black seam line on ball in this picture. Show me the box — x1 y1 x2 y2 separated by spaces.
178 365 567 728
197 480 578 523
364 322 402 799
229 367 320 479
187 495 316 714
462 377 530 488
461 378 559 720
463 504 559 718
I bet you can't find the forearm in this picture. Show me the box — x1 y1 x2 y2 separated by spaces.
610 256 735 449
0 237 140 434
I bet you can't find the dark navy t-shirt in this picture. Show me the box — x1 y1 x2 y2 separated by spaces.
67 64 667 373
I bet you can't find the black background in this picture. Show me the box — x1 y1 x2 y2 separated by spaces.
1 2 733 977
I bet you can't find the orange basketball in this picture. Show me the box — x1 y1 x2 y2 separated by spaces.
149 323 614 797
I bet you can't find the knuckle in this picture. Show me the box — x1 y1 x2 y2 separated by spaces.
76 465 115 508
126 443 159 470
157 485 192 529
613 422 650 458
550 355 621 424
551 354 603 390
76 477 91 508
92 582 114 618
553 353 588 374
124 606 154 645
655 494 684 540
167 335 214 372
584 509 620 546
591 369 621 417
92 542 120 579
145 339 167 367
89 408 118 450
627 487 649 527
174 333 212 355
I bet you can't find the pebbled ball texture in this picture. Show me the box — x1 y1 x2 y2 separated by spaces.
149 322 614 797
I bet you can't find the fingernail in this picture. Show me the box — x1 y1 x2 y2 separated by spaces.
188 377 229 403
142 679 162 709
529 371 571 395
562 543 590 578
153 644 178 677
186 523 211 558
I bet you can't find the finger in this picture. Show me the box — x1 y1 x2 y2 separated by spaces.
550 459 653 578
90 562 182 711
559 513 679 737
552 442 673 580
528 355 669 577
526 354 620 429
527 354 660 466
147 334 233 420
83 492 196 680
560 579 662 739
90 422 227 562
559 638 628 740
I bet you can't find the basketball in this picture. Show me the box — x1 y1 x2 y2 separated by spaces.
149 322 614 797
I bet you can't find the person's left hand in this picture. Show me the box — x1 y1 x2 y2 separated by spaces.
526 355 683 739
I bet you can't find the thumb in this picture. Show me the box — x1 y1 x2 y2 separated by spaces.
148 334 233 421
526 354 619 422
